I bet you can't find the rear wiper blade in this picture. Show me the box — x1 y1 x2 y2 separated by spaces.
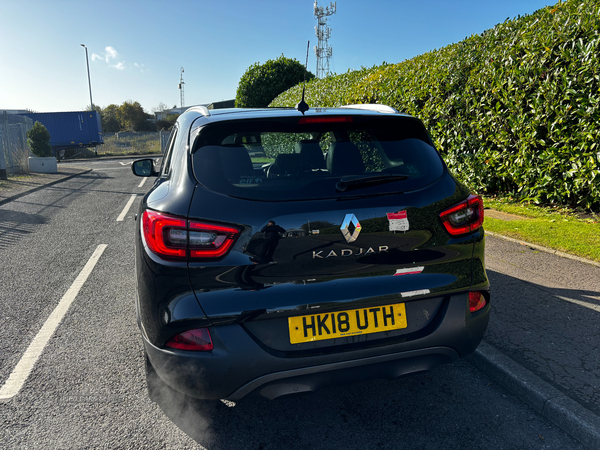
336 174 408 192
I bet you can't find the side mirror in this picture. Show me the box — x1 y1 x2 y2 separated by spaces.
132 159 159 177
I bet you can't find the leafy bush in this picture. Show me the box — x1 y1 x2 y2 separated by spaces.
117 100 154 131
97 102 156 132
236 55 315 108
26 121 52 157
156 114 179 131
271 0 600 210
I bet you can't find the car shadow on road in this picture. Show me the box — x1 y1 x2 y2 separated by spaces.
485 269 600 416
76 173 114 180
147 358 583 449
0 210 47 250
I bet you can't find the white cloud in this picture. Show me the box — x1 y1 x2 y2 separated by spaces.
134 62 146 73
105 46 117 61
110 62 125 71
92 46 119 64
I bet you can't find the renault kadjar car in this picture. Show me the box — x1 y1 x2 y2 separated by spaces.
131 103 489 401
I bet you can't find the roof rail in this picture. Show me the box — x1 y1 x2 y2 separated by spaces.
186 105 211 117
340 104 398 114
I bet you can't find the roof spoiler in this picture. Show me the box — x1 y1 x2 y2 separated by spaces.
187 106 211 117
340 104 398 114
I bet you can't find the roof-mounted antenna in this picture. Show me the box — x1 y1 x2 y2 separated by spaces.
295 41 310 115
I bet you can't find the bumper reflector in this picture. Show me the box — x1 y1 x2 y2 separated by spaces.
165 328 214 351
469 292 487 313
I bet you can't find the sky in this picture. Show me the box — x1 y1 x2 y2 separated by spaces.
0 0 554 114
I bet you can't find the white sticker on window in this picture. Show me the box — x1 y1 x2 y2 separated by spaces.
387 210 409 232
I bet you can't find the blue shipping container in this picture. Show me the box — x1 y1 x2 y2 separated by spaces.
19 111 104 151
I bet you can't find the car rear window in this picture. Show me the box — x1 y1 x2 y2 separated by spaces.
191 115 445 201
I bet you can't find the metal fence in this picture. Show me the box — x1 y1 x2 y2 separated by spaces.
0 112 32 177
160 130 170 153
92 131 170 157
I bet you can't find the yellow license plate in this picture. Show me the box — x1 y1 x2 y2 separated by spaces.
288 303 407 344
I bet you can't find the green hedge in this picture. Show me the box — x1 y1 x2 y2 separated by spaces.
271 0 600 210
236 55 314 108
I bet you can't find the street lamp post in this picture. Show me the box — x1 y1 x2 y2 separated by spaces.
80 44 94 111
80 44 97 156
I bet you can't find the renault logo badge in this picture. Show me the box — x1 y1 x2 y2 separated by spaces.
340 214 362 243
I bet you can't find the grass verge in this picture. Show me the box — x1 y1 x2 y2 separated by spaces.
95 150 162 157
0 174 35 191
483 197 600 263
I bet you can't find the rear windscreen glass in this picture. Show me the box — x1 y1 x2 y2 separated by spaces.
191 115 445 201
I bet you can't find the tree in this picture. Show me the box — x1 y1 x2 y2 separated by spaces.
84 105 103 115
151 102 169 115
152 102 178 130
116 100 153 131
117 100 144 131
235 55 315 108
101 104 120 132
82 101 158 132
27 121 52 157
156 114 179 131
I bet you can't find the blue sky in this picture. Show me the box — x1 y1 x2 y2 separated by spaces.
0 0 553 113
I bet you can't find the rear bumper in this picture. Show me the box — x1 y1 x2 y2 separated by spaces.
228 346 458 400
143 293 489 400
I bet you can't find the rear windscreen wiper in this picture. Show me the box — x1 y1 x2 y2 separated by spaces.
335 174 409 192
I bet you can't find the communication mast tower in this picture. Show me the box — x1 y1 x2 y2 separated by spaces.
178 67 185 108
314 1 336 78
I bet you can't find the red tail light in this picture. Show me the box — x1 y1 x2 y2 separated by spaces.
189 221 240 258
439 195 484 236
142 211 187 259
142 210 239 260
165 328 213 351
469 291 487 313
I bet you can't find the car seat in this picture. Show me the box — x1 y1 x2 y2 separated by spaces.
294 140 326 171
326 141 365 176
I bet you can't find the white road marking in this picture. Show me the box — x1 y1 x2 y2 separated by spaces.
0 244 107 401
117 195 137 222
138 177 148 188
119 161 132 166
556 295 600 313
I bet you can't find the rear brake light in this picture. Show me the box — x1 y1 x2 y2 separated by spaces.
299 116 353 124
189 221 239 258
165 328 213 351
142 210 239 260
469 291 487 313
439 195 484 236
142 210 187 259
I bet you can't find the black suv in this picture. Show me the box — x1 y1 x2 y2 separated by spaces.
132 104 489 401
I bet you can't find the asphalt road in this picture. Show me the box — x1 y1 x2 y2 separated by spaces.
0 159 589 449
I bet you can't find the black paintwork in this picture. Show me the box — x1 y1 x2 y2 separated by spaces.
133 106 490 400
